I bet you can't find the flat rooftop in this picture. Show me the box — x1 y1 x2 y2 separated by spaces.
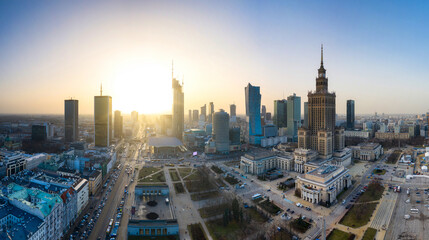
133 194 174 221
307 164 342 178
244 149 275 160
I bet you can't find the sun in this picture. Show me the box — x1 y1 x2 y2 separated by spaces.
111 60 172 114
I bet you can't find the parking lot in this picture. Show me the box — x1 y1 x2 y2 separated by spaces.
385 186 429 240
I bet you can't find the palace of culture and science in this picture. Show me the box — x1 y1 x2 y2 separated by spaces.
298 46 345 159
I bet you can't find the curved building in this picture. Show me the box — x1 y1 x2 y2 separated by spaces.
213 110 230 153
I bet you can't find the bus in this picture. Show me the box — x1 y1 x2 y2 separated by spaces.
252 194 262 200
106 226 111 237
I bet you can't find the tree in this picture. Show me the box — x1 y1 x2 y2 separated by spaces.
232 198 240 221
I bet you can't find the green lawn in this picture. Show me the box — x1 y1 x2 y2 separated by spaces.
139 171 165 183
211 165 224 174
340 202 377 228
178 168 193 178
169 169 181 181
362 227 377 240
358 182 384 203
174 182 185 194
184 170 202 181
327 229 355 240
190 191 220 201
258 200 282 215
138 167 161 179
373 169 386 175
187 223 207 240
245 207 269 223
185 180 217 193
198 203 230 218
290 218 311 233
224 175 239 185
205 219 242 240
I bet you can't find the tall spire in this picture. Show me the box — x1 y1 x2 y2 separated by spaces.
321 44 324 67
100 83 103 96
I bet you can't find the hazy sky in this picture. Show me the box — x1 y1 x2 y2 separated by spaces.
1 0 429 115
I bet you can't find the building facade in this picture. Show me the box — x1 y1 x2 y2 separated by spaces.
286 94 301 142
298 46 344 158
350 143 383 161
172 75 184 140
114 110 123 139
64 99 79 142
273 99 287 128
245 83 263 145
346 100 355 130
240 151 294 175
296 164 351 205
94 91 112 147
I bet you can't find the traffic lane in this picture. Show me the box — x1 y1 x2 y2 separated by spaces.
88 155 128 240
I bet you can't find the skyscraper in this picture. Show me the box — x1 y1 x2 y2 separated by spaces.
200 104 207 122
273 99 287 128
230 104 236 117
131 111 139 125
286 93 301 142
192 109 199 123
114 110 123 139
261 105 266 119
346 100 355 130
64 99 78 142
301 101 307 127
172 66 184 141
298 46 343 158
94 86 112 147
212 110 230 153
245 83 263 144
188 110 192 123
208 102 214 123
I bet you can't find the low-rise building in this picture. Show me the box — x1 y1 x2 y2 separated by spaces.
375 132 410 140
296 164 351 205
84 170 102 195
294 148 319 173
26 153 47 170
240 150 294 175
0 199 46 240
0 149 27 176
2 183 64 240
350 143 383 161
128 185 179 238
344 130 370 139
72 178 89 215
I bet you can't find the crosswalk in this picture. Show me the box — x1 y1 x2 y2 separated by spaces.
370 193 398 230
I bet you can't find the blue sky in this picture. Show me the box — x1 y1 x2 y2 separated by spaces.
0 0 428 114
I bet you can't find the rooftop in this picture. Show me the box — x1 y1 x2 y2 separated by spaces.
307 164 343 178
133 194 174 221
244 149 275 160
0 200 45 240
5 183 62 218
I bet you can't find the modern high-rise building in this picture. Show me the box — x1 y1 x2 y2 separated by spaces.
114 110 123 139
200 104 207 122
188 110 192 123
303 102 308 128
65 99 79 142
286 93 301 142
94 87 112 147
230 104 236 117
208 102 214 123
245 83 263 144
192 109 199 122
212 110 230 153
346 100 355 130
261 105 267 119
172 70 184 140
298 46 344 158
131 111 139 125
273 99 287 128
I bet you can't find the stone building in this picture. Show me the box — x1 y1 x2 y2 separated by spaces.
296 164 351 205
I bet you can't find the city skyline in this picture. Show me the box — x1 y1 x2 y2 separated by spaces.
1 1 429 115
